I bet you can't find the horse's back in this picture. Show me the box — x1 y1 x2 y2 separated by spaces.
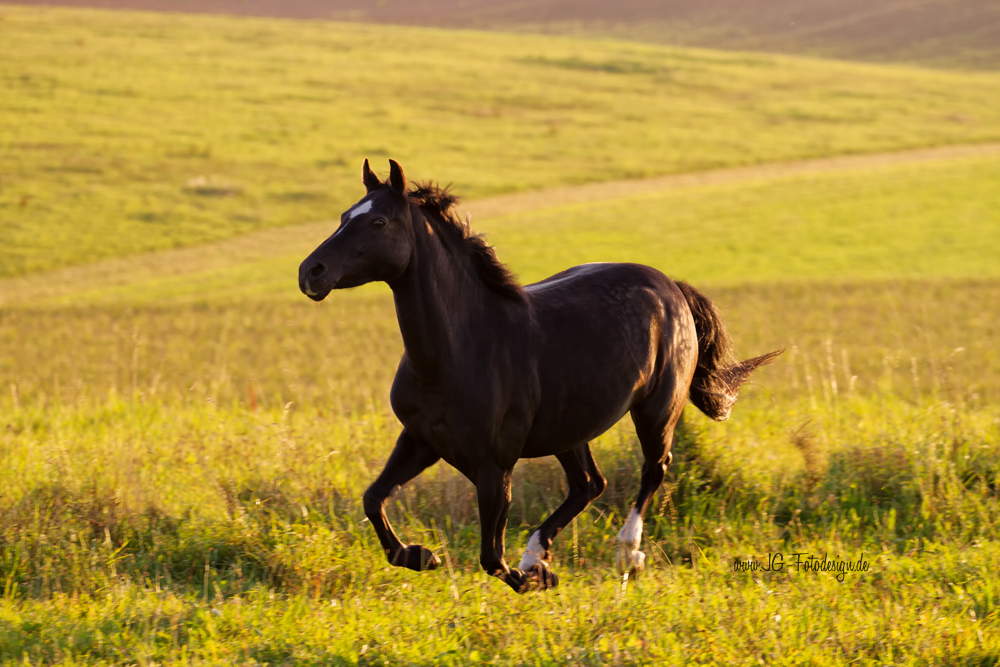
526 262 687 329
520 263 697 457
526 262 674 299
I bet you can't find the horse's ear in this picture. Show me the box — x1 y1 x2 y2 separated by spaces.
362 158 381 193
388 159 406 197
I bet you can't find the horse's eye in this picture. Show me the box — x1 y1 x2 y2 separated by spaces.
372 218 387 229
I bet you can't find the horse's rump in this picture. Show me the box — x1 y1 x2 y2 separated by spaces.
520 263 698 457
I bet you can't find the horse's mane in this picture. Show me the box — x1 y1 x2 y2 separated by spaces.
408 182 525 301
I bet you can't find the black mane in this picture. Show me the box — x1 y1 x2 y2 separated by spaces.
408 183 525 301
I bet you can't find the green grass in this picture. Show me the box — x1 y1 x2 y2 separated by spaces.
489 153 1000 285
4 151 995 307
3 5 1000 664
2 253 999 664
2 542 997 665
3 4 1000 278
2 291 999 663
2 145 999 665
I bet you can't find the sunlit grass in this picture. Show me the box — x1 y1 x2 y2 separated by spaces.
3 151 998 308
493 153 1000 285
3 4 1000 278
1 385 998 664
2 149 998 661
3 5 1000 663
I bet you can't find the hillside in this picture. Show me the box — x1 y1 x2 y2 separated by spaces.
3 5 1000 279
2 145 998 308
8 0 1000 69
4 5 1000 664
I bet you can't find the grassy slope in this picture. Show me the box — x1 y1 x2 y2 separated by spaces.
2 6 1000 665
9 0 1000 70
3 4 1000 278
493 153 1000 284
1 151 993 306
496 0 1000 71
1 292 999 664
2 145 1000 663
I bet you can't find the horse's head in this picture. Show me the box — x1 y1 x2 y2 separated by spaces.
299 159 414 301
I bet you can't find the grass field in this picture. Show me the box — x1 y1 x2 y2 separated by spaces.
2 283 1000 664
3 4 1000 666
1 149 997 312
3 5 1000 279
12 0 1000 70
3 167 1000 663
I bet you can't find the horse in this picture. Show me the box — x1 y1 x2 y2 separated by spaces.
299 159 781 592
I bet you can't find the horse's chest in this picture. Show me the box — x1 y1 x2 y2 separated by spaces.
389 364 504 472
391 373 460 439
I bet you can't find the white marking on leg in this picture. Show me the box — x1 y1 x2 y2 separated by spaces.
619 509 643 549
518 531 547 570
616 509 645 573
347 199 372 221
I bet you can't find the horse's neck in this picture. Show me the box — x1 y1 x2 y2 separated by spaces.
389 214 501 377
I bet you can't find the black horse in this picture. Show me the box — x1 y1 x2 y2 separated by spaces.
299 159 780 592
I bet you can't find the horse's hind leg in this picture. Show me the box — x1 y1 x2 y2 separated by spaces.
362 430 441 571
619 386 686 575
518 443 606 588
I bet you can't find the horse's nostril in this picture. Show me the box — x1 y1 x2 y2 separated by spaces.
308 263 326 278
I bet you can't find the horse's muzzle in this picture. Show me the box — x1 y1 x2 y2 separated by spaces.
300 278 329 301
299 262 333 301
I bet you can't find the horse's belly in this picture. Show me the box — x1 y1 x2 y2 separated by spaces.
518 264 685 457
520 405 631 458
519 362 642 458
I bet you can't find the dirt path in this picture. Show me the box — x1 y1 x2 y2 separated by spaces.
465 142 1000 221
2 142 998 306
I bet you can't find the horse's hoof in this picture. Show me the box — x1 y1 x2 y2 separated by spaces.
500 565 559 593
389 545 440 571
501 568 535 593
526 563 560 590
616 548 645 575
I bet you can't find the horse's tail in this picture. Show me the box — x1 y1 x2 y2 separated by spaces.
676 281 783 421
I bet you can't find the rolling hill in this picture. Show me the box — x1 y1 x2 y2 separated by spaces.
9 0 1000 69
3 5 1000 279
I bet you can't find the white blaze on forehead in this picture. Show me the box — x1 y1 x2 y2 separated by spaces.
346 199 373 221
518 532 547 570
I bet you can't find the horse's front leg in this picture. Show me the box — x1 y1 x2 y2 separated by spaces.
362 430 441 571
475 461 534 593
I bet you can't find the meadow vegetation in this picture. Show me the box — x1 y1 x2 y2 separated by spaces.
3 4 1000 278
2 276 1000 664
12 0 999 70
2 5 1000 666
2 150 997 307
3 190 1000 663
